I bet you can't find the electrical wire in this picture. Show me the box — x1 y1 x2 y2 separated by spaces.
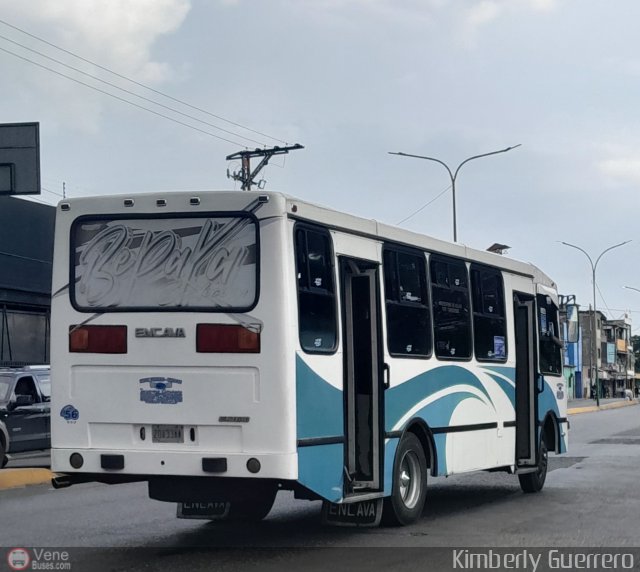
18 195 54 206
0 45 248 147
0 250 52 264
41 186 63 197
596 283 613 317
0 33 265 146
0 17 288 145
396 184 451 225
42 177 93 196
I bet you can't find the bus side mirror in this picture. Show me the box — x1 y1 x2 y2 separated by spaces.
565 304 579 344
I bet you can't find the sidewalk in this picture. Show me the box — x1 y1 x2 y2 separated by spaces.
567 396 639 415
0 467 53 490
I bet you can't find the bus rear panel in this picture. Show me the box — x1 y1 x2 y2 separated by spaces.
51 192 297 490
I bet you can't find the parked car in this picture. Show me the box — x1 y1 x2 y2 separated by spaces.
0 366 51 468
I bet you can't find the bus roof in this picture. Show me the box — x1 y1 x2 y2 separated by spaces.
56 189 556 289
279 192 556 289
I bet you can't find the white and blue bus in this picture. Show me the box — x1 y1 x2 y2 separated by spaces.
50 190 568 526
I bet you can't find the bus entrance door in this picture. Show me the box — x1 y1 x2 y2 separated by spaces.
513 292 538 468
340 257 383 494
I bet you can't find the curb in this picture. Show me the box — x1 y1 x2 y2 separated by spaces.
0 468 53 491
568 400 638 416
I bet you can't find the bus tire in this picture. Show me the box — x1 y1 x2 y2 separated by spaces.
226 490 277 522
382 432 427 526
518 438 548 493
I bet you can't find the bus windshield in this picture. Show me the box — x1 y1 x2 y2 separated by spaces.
71 214 258 311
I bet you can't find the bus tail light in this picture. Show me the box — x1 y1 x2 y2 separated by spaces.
69 325 128 353
196 324 260 353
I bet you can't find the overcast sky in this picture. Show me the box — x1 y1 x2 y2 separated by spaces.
1 0 639 327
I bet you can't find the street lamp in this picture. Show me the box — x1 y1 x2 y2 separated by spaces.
561 240 631 406
389 144 521 242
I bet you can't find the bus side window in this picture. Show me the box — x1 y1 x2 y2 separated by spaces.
537 295 562 374
383 247 431 357
295 227 337 353
470 264 507 361
430 255 471 360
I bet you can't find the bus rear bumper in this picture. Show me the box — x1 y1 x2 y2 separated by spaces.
51 448 298 480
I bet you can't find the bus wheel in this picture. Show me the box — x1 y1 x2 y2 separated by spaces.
226 490 277 522
382 432 427 526
518 439 548 493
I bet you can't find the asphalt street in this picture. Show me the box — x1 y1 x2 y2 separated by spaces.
1 406 639 571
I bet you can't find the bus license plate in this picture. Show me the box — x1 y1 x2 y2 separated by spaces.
152 425 184 443
177 501 230 520
322 498 383 527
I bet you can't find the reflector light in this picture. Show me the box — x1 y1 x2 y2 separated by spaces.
196 324 260 353
69 325 127 353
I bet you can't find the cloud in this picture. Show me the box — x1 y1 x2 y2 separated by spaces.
2 0 190 81
460 0 557 46
278 0 448 29
0 0 191 131
598 157 640 186
528 0 556 11
466 1 501 29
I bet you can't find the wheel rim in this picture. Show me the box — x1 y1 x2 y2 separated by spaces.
398 450 422 509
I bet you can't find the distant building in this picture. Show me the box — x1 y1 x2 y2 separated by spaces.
579 309 606 399
578 308 634 399
601 317 634 398
562 322 581 400
0 196 54 365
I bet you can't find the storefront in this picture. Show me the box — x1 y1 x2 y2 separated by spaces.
0 195 54 366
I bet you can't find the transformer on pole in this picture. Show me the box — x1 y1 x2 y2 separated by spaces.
226 144 304 191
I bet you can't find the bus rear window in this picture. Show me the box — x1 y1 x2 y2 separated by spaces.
71 215 258 311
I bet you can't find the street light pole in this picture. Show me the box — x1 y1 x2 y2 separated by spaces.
389 144 521 242
623 286 640 397
561 240 631 406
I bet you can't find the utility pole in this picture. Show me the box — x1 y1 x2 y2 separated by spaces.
226 144 304 191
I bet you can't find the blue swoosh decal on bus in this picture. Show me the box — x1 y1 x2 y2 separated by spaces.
296 354 343 439
385 365 494 431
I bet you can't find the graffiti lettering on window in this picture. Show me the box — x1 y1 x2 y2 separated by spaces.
73 217 257 309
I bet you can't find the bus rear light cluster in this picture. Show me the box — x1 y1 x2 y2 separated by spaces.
69 325 128 354
196 324 260 353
